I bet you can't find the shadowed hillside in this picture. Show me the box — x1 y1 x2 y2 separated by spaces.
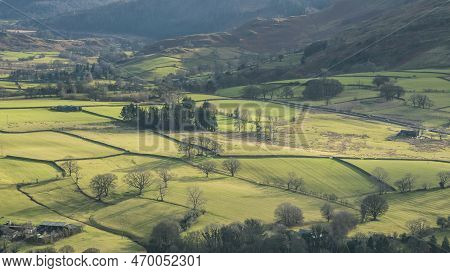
46 0 332 39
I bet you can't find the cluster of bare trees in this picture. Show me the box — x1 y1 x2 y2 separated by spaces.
408 93 434 109
177 135 222 158
198 158 242 178
228 107 282 143
123 168 174 201
395 173 417 193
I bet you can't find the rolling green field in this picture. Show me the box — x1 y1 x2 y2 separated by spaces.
92 199 188 241
0 65 449 252
0 173 143 252
84 106 124 119
23 154 353 241
71 155 192 200
0 131 122 160
121 56 183 80
344 159 450 188
0 108 114 131
0 99 125 109
0 81 42 90
209 99 298 122
0 157 61 184
15 179 144 252
69 129 180 157
355 189 450 234
210 157 377 198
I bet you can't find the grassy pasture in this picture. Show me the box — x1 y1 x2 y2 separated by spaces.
162 176 351 230
0 99 124 109
69 129 180 157
0 108 113 131
72 155 198 200
0 158 60 184
0 51 59 61
13 179 144 252
0 186 67 224
184 93 228 101
209 99 298 122
211 157 376 198
355 189 450 234
84 106 124 119
0 81 42 90
0 178 143 252
344 159 450 189
338 71 447 78
0 132 122 161
64 154 351 239
122 56 183 80
23 178 106 222
215 86 246 97
290 112 450 160
350 99 450 128
92 199 188 241
167 131 325 157
93 176 352 239
404 92 450 109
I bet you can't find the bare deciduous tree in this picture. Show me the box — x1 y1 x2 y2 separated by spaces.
372 167 390 194
72 165 82 184
395 173 416 193
90 173 117 201
157 182 168 202
124 171 154 195
222 158 241 177
186 186 206 211
199 161 217 178
406 218 430 237
320 203 335 222
438 171 450 189
286 172 304 191
158 168 173 188
61 157 78 177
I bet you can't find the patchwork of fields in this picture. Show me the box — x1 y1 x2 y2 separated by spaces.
0 66 449 252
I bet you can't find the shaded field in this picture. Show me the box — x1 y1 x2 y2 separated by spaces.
0 131 122 161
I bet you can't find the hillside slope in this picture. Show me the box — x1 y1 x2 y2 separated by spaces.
46 0 332 39
0 0 126 19
143 0 450 73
